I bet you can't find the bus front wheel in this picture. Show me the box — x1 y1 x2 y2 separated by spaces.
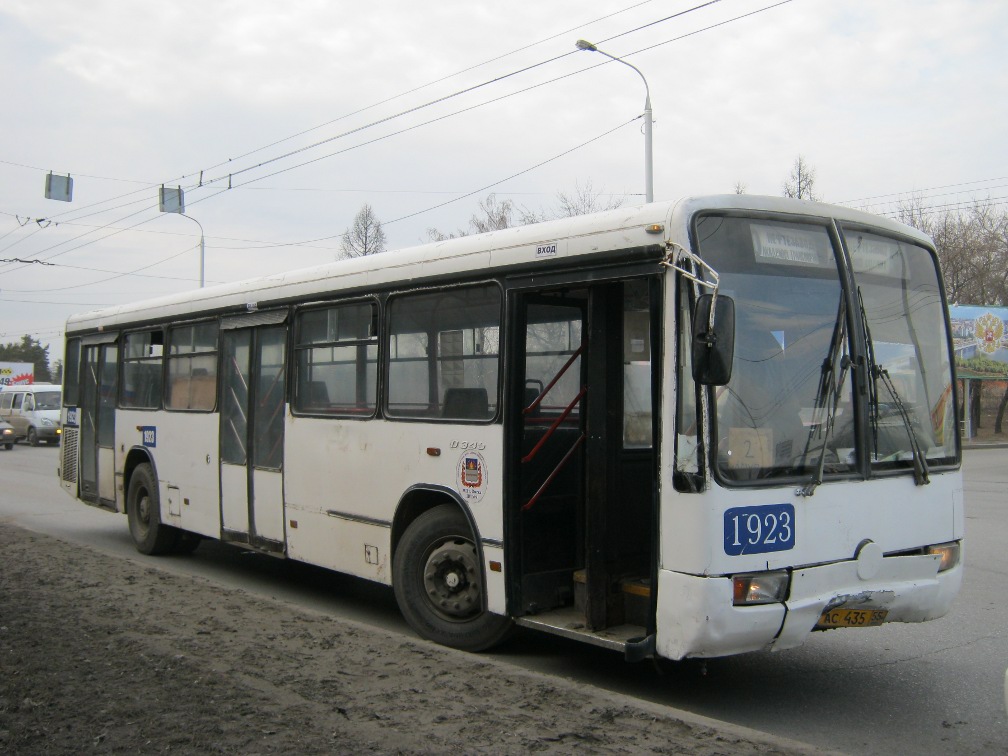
127 464 176 555
393 504 511 652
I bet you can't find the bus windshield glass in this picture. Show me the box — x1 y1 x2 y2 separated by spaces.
694 215 956 484
844 228 957 470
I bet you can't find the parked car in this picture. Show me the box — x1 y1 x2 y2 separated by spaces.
1 419 15 450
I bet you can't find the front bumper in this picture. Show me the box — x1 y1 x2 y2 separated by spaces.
34 425 61 442
655 551 962 660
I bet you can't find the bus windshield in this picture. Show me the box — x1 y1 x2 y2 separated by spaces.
694 215 956 484
845 228 957 470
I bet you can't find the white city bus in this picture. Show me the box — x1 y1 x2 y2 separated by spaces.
59 195 963 660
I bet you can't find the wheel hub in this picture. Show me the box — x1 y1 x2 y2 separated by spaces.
423 538 480 621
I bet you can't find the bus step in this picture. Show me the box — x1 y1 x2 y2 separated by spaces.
572 570 651 627
573 568 586 613
621 578 651 628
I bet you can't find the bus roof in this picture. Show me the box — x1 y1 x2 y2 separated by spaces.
64 195 932 335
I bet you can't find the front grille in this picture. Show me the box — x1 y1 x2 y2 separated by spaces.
61 427 79 484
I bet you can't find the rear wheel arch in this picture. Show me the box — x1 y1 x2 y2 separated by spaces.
391 485 482 571
123 447 157 515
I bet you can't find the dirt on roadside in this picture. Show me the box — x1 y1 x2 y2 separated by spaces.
0 523 808 754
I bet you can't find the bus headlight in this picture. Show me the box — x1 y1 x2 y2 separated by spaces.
732 571 789 606
926 541 960 572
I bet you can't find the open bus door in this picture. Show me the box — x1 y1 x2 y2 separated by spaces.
508 276 660 648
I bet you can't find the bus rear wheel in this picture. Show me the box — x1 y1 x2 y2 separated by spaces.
127 463 176 555
393 504 511 652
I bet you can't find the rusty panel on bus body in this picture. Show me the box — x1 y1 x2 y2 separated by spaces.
283 419 506 610
115 411 221 537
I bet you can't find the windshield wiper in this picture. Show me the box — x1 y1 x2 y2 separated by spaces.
858 288 929 486
797 296 849 497
872 365 930 485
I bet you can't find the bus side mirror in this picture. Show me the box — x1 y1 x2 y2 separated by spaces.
691 294 735 386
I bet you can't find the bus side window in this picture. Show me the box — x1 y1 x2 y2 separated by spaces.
122 329 164 409
293 301 378 416
166 322 218 411
387 284 501 421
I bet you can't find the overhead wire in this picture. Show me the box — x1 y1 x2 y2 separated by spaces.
180 0 784 242
6 242 202 294
1 0 793 283
191 1 726 192
840 176 1008 206
197 0 671 173
0 0 673 231
2 0 738 268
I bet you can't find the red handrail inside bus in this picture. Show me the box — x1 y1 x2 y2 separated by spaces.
521 386 586 464
521 432 585 512
523 343 584 416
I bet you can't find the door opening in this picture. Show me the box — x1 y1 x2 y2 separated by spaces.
509 278 659 635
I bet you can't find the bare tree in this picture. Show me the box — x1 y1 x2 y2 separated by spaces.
427 194 513 241
897 194 1008 434
782 156 821 201
427 193 543 241
898 195 1008 307
426 182 629 242
555 179 625 217
339 204 387 259
733 180 747 195
469 193 518 233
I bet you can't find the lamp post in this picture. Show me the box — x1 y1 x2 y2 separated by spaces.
158 185 206 288
181 213 206 288
575 39 653 203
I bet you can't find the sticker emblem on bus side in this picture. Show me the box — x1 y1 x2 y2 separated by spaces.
456 451 487 503
138 425 156 448
723 503 795 556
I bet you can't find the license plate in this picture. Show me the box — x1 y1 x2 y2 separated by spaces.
817 608 888 628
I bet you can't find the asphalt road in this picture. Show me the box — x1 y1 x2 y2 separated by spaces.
1 444 1005 753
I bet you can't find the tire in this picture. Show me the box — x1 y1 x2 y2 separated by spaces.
3 443 12 451
126 463 176 555
27 427 39 447
393 505 511 652
171 530 202 555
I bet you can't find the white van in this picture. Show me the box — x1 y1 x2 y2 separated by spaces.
0 383 62 446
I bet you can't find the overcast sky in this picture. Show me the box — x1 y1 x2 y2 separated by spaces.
1 0 1005 360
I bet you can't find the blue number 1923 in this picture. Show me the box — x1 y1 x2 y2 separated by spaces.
724 503 795 556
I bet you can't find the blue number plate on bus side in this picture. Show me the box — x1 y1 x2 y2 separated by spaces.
724 503 795 556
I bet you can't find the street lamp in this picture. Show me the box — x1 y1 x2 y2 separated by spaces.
575 39 653 203
158 185 206 288
181 214 206 288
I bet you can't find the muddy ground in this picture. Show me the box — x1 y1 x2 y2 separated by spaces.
0 523 812 754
